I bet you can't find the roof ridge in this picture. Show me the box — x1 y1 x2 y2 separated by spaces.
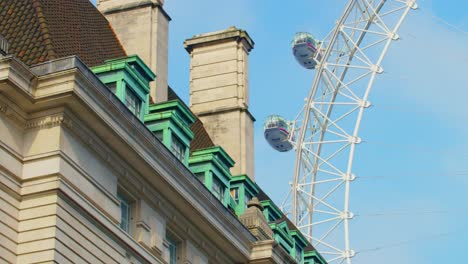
32 0 57 60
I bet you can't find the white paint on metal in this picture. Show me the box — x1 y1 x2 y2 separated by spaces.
281 1 416 263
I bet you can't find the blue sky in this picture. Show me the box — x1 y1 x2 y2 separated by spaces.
94 0 467 262
162 1 468 263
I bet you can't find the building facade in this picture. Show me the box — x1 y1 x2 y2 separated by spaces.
0 0 326 263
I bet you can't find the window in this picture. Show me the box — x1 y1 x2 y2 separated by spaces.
107 82 117 94
154 130 163 142
212 177 224 201
295 244 303 263
125 88 142 116
117 192 132 233
171 136 186 161
244 192 252 209
195 172 205 183
230 188 239 204
166 235 178 264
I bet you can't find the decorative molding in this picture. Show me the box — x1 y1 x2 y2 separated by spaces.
0 101 26 128
24 112 72 130
136 221 151 232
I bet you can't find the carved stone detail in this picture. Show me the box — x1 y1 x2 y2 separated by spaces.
239 197 274 241
25 113 72 130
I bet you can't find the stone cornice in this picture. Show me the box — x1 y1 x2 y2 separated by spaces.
0 100 26 128
98 0 171 21
184 26 255 53
0 56 36 97
194 104 256 122
25 112 72 130
0 55 255 261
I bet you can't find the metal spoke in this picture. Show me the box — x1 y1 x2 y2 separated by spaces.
282 1 416 263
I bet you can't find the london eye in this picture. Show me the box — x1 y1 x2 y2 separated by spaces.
263 1 418 263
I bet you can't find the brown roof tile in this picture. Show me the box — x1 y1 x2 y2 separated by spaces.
0 0 126 67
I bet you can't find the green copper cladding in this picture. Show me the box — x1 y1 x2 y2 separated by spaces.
92 55 155 121
230 174 259 216
304 250 328 264
291 229 308 263
268 220 310 263
144 99 195 165
269 221 294 254
189 146 235 207
260 200 283 222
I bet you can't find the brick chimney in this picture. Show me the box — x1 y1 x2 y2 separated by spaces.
97 0 169 103
184 27 256 180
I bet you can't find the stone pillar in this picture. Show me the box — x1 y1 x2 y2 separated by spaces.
97 0 169 103
184 27 256 179
239 197 273 240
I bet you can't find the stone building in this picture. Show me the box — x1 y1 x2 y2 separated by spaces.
0 0 326 263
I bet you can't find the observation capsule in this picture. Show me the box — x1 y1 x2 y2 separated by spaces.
264 115 293 152
292 32 321 69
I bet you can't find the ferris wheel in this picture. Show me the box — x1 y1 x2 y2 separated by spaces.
263 0 418 263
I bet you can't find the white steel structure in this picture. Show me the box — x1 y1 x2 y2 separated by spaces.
282 1 417 263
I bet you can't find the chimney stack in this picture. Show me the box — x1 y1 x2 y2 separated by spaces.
97 0 170 103
184 27 256 180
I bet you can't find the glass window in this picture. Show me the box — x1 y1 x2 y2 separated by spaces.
212 177 224 201
167 236 178 264
230 188 239 204
171 136 186 161
244 192 252 209
117 192 132 233
295 244 303 263
195 172 205 183
154 130 163 142
125 88 142 116
107 82 117 94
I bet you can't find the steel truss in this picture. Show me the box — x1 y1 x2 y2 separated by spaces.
281 1 417 263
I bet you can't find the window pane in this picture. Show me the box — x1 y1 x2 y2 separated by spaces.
117 193 131 233
154 131 163 142
167 236 178 264
171 136 186 161
195 172 205 183
230 188 239 204
295 244 303 263
212 178 224 201
107 82 117 94
244 192 252 209
125 88 142 116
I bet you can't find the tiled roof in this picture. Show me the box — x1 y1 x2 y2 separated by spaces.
190 118 216 152
167 87 215 152
0 0 126 67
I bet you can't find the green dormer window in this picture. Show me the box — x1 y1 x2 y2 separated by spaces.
144 100 195 165
189 146 235 207
229 174 259 216
92 55 155 121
